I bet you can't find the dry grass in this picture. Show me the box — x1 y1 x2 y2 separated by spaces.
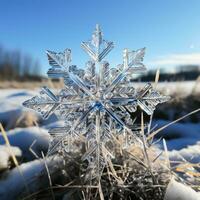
15 112 39 128
20 107 200 200
0 123 30 195
23 142 171 200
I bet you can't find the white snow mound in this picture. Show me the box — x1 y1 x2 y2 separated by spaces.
0 145 22 171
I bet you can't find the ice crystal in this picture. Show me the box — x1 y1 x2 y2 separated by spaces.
23 24 170 179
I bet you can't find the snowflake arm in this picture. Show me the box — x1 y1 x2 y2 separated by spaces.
47 103 97 155
46 50 95 98
104 48 147 95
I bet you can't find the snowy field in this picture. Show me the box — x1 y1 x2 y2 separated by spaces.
134 80 200 97
0 81 199 162
0 81 199 199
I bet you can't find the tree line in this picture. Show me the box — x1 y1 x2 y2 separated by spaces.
0 45 42 81
133 65 200 82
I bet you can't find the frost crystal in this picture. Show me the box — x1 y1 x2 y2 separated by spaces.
23 24 170 179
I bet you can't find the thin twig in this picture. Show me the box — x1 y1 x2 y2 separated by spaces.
41 151 55 200
29 139 40 159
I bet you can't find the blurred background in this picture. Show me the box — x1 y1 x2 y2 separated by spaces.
0 0 199 188
0 0 200 82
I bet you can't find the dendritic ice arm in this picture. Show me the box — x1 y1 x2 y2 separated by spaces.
47 103 97 155
103 106 142 145
81 24 114 62
108 83 170 116
136 83 170 115
46 50 95 98
81 24 114 92
104 48 146 95
23 86 60 119
23 86 90 119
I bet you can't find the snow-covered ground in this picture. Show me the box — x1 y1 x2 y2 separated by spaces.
0 82 199 199
153 120 200 162
132 80 200 98
0 83 199 162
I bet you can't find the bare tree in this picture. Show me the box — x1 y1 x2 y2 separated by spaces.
0 45 42 81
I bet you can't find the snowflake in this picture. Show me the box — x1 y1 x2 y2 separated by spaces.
23 25 170 179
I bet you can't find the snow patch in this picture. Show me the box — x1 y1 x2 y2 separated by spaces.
0 127 51 161
0 145 22 171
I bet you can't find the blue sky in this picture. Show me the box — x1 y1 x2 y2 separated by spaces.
0 0 200 75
